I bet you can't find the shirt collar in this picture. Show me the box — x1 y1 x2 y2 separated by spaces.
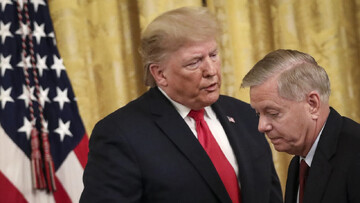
158 87 214 119
300 122 326 167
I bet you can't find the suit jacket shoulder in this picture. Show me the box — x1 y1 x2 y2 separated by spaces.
215 95 260 135
82 88 282 203
285 107 360 203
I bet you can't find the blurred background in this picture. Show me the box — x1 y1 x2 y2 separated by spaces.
48 0 360 193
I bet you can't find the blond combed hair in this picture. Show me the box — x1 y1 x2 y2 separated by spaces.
241 49 331 102
139 7 221 87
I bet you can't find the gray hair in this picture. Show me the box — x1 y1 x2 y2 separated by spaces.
241 49 331 102
139 7 221 87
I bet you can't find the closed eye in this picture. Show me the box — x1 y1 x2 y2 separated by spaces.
209 51 218 60
270 113 279 117
185 59 201 69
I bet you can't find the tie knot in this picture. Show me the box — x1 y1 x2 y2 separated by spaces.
188 109 205 121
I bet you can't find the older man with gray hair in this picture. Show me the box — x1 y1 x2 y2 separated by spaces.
242 49 360 203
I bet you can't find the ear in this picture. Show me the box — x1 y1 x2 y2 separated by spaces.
149 63 168 87
306 91 321 120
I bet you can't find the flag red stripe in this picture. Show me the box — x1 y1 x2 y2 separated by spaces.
0 171 28 203
74 134 89 168
53 176 72 203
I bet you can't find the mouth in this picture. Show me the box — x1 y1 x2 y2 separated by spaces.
203 82 218 92
268 137 282 145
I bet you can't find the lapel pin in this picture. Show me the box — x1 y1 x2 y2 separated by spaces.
227 116 235 123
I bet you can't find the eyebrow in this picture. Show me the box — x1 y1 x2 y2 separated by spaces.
182 46 219 63
182 55 202 66
211 47 218 53
263 106 280 112
209 47 218 54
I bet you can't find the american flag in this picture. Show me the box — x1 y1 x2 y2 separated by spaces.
0 0 89 202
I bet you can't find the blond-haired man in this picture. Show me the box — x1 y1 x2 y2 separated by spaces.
80 7 282 203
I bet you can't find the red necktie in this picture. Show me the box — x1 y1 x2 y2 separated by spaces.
299 159 309 203
188 109 241 203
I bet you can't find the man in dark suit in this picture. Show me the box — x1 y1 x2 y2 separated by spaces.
241 49 360 203
80 7 282 203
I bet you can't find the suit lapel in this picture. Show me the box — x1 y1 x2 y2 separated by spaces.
211 100 257 202
303 108 341 203
284 153 334 203
148 88 232 203
304 153 332 203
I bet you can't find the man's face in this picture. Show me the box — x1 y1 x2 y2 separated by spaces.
158 39 221 110
250 76 315 156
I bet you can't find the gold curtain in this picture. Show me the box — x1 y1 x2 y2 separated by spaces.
48 0 360 194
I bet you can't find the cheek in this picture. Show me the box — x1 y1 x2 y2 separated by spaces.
285 125 306 147
169 70 196 83
184 72 203 84
171 73 202 94
216 62 222 74
273 120 299 140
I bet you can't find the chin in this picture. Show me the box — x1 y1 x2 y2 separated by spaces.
196 91 220 107
199 98 219 108
208 93 220 104
273 144 289 153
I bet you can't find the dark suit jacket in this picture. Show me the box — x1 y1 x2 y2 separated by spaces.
285 108 360 203
80 87 282 203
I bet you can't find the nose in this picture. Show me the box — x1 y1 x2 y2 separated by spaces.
258 116 272 133
202 57 217 77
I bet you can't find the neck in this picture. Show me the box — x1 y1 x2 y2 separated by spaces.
301 104 330 157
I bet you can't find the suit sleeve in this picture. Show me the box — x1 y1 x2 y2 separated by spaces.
267 141 284 203
80 119 142 203
269 161 283 203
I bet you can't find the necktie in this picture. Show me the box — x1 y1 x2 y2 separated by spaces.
188 109 241 203
299 159 309 203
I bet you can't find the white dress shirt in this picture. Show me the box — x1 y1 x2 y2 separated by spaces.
297 124 326 203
